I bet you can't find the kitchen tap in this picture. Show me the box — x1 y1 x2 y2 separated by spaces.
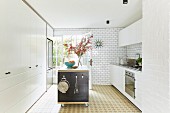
136 53 141 58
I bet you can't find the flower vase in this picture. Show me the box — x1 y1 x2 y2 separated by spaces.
78 56 82 67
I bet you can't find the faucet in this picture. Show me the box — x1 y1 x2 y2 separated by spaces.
136 53 141 58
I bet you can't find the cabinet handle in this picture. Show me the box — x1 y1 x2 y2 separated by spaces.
5 72 11 75
29 67 31 68
36 65 38 67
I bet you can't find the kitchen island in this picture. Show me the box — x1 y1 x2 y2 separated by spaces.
57 66 89 107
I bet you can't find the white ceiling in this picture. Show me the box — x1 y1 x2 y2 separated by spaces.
26 0 142 28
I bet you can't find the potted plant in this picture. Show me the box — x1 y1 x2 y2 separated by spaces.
136 57 142 66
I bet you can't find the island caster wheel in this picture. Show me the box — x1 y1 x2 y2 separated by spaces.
61 104 65 107
85 103 89 107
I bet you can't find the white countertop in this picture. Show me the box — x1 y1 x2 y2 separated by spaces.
110 63 142 73
57 66 89 72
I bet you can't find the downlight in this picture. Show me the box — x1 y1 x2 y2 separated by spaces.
106 20 110 24
123 0 128 4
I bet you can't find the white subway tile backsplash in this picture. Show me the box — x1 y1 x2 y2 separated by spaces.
127 43 142 59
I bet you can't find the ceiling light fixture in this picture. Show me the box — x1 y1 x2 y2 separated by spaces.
123 0 128 4
106 20 110 24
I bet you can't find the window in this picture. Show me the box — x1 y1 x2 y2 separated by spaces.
55 34 91 67
55 36 63 66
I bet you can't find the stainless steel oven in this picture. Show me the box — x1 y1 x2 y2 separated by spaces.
125 70 135 99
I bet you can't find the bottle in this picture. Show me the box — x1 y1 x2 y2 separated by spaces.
120 58 124 65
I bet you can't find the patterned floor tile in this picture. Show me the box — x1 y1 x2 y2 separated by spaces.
59 85 141 113
28 85 141 113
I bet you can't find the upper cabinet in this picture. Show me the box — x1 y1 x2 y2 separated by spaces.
119 19 142 47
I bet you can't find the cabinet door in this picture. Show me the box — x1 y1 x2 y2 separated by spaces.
36 18 44 68
136 19 142 43
35 19 40 68
30 13 37 69
21 8 32 72
119 19 142 47
30 14 46 70
110 65 124 92
130 19 142 45
115 66 124 91
110 65 115 85
0 1 8 78
0 0 27 78
119 29 129 47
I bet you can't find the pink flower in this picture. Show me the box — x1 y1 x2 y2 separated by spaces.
63 35 93 56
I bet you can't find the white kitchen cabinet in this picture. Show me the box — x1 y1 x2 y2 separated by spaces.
110 65 143 111
110 65 125 92
30 13 38 69
0 0 47 113
36 18 45 69
119 19 142 47
36 22 43 68
20 13 31 72
30 12 46 69
0 0 26 78
110 65 115 85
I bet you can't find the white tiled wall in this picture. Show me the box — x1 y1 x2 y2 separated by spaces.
127 43 142 59
142 0 170 112
54 28 126 85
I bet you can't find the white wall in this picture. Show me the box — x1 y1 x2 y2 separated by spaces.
54 28 127 85
47 24 54 38
142 0 170 112
0 0 47 113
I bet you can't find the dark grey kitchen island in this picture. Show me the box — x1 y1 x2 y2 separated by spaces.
57 66 89 107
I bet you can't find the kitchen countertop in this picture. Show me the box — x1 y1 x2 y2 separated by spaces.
57 66 89 72
110 63 142 73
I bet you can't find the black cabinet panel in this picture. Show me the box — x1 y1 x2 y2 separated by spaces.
58 72 89 102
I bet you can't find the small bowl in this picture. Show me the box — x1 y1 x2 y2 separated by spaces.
65 62 75 68
72 66 78 69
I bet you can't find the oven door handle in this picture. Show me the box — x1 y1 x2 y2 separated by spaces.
125 74 135 81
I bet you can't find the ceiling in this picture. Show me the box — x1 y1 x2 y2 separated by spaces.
26 0 142 28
